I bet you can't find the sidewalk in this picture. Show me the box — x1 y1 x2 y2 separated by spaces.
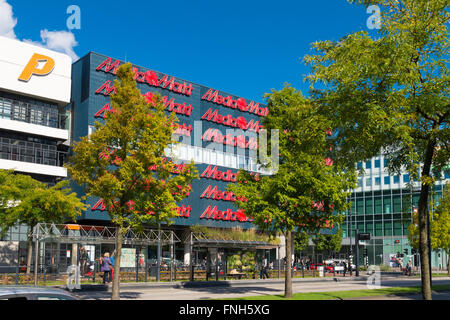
56 273 411 292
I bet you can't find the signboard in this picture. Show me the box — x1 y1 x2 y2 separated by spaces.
120 248 136 268
0 36 72 104
358 233 371 240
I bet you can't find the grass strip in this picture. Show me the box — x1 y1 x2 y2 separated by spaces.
223 284 450 300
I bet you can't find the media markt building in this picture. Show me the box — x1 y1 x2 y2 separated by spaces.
69 52 281 278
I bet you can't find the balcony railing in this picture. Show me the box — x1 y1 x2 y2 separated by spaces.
0 141 67 167
0 96 68 129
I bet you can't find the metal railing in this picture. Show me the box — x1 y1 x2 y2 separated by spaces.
0 96 68 129
0 141 67 167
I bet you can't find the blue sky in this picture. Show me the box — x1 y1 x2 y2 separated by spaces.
4 0 377 103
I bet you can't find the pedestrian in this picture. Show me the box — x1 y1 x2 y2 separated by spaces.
260 256 269 279
406 260 412 276
343 261 347 277
100 252 113 284
79 246 89 276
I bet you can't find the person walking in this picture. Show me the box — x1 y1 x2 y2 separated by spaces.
406 260 412 276
79 246 89 276
100 252 113 284
342 261 347 277
260 256 269 279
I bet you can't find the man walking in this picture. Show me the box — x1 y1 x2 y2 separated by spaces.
260 256 269 279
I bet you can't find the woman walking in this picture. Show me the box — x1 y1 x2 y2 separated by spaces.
100 252 113 284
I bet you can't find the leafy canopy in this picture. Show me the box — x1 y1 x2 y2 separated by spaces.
0 170 85 236
409 185 450 252
228 85 357 235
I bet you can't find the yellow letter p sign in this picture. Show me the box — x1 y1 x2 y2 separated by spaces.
18 53 55 82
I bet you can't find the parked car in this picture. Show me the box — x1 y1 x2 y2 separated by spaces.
0 286 80 300
309 263 334 272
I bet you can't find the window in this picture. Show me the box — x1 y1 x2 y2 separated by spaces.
384 176 390 185
365 198 373 215
393 195 402 213
357 162 363 169
356 199 364 215
374 198 382 214
375 222 383 236
393 176 400 184
383 197 391 214
366 178 372 187
384 221 393 236
384 158 389 167
375 159 380 168
403 174 410 183
365 161 372 169
375 177 381 186
358 178 363 188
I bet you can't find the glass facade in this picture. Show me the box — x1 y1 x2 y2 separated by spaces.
341 154 449 267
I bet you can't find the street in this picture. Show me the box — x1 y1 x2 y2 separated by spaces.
73 276 450 300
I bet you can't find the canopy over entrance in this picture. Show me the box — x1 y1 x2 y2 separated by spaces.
32 223 181 245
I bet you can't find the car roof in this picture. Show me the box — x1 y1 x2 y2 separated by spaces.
0 286 77 297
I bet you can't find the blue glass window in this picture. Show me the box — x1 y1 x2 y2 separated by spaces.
375 159 380 168
366 161 372 169
366 178 372 187
375 177 381 186
357 162 363 169
384 176 390 185
403 174 410 183
393 176 400 184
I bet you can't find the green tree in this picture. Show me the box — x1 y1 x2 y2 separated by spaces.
66 63 197 300
409 185 450 274
228 86 356 298
312 228 343 261
304 0 449 299
294 231 310 254
0 170 85 273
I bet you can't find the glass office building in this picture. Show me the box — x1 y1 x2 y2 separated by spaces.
341 155 449 269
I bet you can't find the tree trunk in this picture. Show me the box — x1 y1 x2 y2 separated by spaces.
418 139 436 300
447 251 449 276
284 230 293 298
111 224 123 300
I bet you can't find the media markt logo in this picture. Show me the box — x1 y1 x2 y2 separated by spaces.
18 53 56 82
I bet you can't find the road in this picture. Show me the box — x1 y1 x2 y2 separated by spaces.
73 276 450 300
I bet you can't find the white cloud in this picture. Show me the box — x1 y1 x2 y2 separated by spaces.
0 0 17 39
0 1 79 61
39 29 79 61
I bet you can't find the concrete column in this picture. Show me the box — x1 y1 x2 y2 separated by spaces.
183 229 191 266
71 243 78 266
